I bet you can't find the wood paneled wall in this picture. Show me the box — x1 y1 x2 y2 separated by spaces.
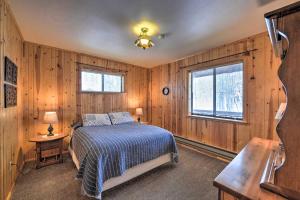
149 32 285 152
22 42 149 160
0 1 24 200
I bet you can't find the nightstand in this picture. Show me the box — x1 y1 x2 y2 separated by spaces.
29 134 67 169
140 121 149 125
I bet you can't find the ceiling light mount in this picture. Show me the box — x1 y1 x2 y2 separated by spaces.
141 27 148 33
134 27 154 50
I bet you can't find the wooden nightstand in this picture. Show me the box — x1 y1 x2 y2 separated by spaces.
29 134 67 169
140 121 149 125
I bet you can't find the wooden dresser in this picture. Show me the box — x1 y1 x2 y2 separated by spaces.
214 138 285 200
214 2 300 199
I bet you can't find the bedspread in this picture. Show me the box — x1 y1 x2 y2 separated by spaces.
71 122 178 199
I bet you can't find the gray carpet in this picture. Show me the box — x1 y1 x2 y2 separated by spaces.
12 146 226 200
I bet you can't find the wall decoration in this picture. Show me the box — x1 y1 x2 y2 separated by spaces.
5 56 18 85
162 87 170 95
4 84 17 108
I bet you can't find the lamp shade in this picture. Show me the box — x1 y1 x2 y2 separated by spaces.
136 108 143 116
43 112 58 124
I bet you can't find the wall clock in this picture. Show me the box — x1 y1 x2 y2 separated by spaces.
162 87 170 95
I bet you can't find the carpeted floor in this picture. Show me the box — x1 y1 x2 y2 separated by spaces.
12 146 227 200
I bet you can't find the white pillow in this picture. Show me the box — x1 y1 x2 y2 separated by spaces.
108 112 134 125
82 114 112 126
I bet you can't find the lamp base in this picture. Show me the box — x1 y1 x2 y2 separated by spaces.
47 124 54 136
47 132 54 136
137 117 141 123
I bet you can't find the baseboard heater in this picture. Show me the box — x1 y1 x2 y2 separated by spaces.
174 136 237 160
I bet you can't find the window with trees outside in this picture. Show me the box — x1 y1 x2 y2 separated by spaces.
81 70 124 93
189 62 244 120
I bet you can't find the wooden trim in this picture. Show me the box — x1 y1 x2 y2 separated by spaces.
77 62 128 73
264 1 300 19
76 59 82 121
187 60 244 73
80 91 127 94
78 63 127 93
180 49 257 69
260 182 300 200
186 58 249 124
218 189 221 200
187 115 248 124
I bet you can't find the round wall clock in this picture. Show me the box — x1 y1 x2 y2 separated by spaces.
162 87 170 95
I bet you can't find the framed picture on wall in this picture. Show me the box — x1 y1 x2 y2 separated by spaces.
3 56 18 108
4 56 18 85
4 84 17 108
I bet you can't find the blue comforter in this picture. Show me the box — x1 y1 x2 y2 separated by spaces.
71 122 178 199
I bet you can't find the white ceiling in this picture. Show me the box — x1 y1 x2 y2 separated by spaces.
8 0 297 68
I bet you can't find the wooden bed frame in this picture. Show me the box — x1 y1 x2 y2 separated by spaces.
68 146 172 191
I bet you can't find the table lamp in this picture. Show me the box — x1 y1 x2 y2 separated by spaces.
43 111 58 136
136 108 143 123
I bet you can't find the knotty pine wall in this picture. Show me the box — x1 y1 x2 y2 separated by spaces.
149 32 285 152
22 42 149 160
0 1 24 200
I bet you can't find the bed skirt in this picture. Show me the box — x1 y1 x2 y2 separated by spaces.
68 146 172 192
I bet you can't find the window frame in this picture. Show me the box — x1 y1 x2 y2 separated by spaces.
80 68 125 94
188 61 245 122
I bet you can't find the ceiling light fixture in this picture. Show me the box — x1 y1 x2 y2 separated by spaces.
134 27 154 50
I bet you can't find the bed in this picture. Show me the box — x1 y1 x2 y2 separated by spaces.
69 120 178 199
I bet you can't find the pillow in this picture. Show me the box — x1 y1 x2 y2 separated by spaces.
82 114 112 127
108 112 134 125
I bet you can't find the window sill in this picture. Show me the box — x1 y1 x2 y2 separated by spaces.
188 114 248 124
80 91 126 94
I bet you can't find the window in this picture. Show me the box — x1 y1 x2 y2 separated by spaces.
81 70 124 93
81 71 102 92
189 62 243 120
